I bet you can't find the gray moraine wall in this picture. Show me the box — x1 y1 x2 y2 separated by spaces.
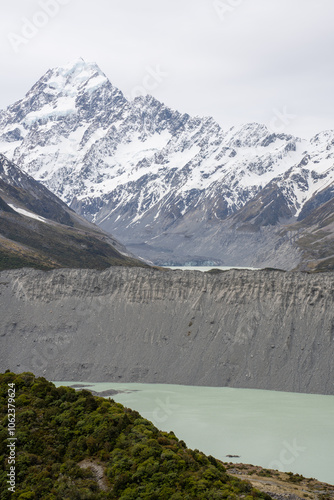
0 267 333 394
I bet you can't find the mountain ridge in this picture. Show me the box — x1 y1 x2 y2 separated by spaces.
0 153 146 270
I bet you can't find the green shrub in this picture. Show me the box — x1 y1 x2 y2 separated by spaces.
0 372 274 499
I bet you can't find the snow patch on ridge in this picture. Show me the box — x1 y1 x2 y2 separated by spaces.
8 204 48 223
24 96 77 125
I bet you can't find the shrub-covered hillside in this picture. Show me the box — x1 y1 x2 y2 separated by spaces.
0 372 272 499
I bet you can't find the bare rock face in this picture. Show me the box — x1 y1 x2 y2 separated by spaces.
0 267 333 394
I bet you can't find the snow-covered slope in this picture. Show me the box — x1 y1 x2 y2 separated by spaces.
0 58 333 267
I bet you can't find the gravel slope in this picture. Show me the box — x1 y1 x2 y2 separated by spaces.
0 267 333 394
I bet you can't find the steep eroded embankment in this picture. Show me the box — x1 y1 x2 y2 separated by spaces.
0 267 333 394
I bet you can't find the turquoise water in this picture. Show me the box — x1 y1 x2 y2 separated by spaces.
165 266 259 272
53 382 334 485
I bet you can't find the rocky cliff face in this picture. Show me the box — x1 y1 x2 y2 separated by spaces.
0 267 333 394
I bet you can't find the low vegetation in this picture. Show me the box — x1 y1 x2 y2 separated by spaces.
0 372 273 499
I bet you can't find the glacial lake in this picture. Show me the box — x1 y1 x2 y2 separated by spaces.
53 382 334 485
165 266 260 272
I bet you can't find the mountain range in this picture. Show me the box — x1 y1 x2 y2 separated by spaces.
0 58 333 270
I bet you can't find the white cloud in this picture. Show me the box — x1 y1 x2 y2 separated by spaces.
0 0 333 138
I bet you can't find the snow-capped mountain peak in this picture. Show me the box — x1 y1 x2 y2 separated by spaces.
0 59 128 185
1 59 119 131
44 58 108 96
36 57 107 90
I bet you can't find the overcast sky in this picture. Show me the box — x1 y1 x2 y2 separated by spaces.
1 0 333 139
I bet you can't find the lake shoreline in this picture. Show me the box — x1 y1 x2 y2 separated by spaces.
224 463 334 498
54 381 334 486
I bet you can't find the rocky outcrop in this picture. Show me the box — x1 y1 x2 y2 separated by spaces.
0 267 333 394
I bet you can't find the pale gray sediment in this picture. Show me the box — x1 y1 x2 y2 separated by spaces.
0 267 333 394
